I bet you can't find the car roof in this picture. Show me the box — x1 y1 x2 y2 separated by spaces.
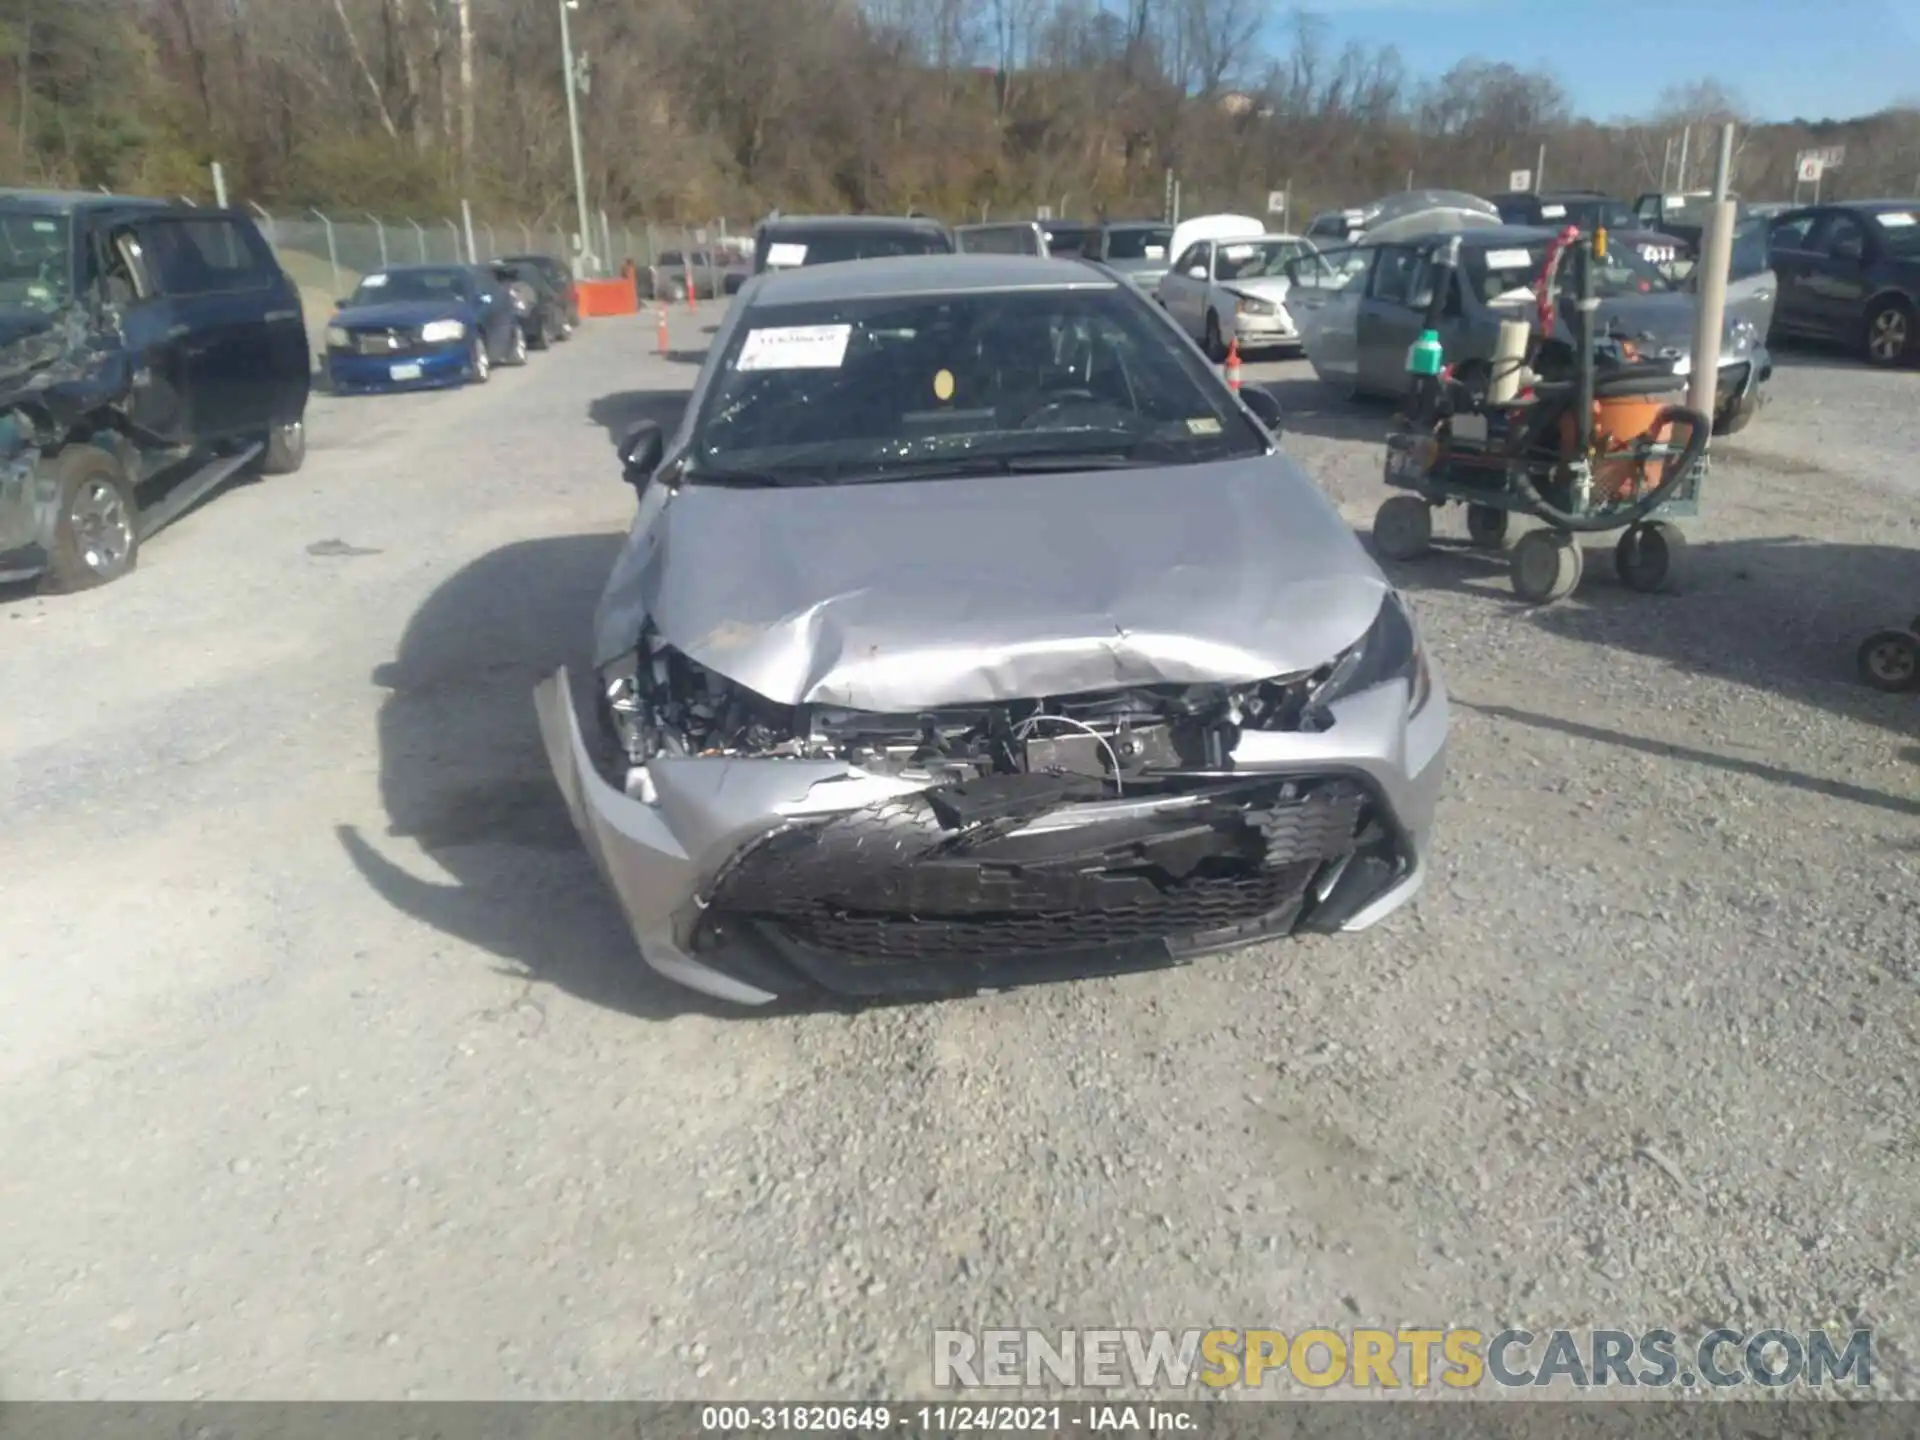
1099 219 1171 229
369 262 476 275
0 187 170 214
746 253 1115 305
1844 199 1920 213
758 215 948 234
1368 223 1558 248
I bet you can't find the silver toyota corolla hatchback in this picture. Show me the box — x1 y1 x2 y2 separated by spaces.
535 253 1449 1005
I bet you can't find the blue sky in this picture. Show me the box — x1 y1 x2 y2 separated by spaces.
1278 0 1920 122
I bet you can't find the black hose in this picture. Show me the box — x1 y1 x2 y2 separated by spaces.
1503 401 1711 532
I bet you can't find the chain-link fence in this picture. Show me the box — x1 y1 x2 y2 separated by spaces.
247 204 753 302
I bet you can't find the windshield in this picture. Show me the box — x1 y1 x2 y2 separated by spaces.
351 268 471 305
690 288 1267 484
1873 209 1920 258
1103 227 1172 262
759 228 952 269
0 210 72 312
1215 238 1310 281
1464 242 1670 306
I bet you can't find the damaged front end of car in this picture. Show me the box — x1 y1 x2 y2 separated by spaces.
0 308 139 581
535 590 1445 1005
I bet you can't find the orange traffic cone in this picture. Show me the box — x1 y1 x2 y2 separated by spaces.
683 260 698 313
656 303 670 355
1223 337 1242 392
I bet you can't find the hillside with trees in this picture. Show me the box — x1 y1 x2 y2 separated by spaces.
4 0 1916 223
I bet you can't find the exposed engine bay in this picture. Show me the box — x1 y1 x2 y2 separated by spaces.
599 632 1342 796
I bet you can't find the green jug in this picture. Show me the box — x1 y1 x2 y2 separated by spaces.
1406 328 1444 378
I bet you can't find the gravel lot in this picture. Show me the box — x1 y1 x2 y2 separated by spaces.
1 310 1915 1402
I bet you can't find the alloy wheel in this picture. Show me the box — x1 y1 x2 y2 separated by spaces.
71 477 133 576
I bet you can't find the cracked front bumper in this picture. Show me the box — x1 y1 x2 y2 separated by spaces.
533 668 1448 1004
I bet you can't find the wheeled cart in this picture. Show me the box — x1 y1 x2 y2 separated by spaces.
1371 227 1712 605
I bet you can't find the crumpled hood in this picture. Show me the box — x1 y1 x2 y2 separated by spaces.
335 299 468 329
1221 276 1293 306
594 454 1392 710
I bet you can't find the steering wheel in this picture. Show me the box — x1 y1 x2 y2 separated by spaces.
1014 388 1102 428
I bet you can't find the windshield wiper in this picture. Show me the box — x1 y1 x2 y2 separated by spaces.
685 467 837 488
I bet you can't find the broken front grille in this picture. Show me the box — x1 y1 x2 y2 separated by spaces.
348 328 419 356
704 775 1369 968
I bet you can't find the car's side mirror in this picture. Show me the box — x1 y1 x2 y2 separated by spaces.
334 297 348 310
1187 265 1208 279
619 421 665 485
1240 384 1284 437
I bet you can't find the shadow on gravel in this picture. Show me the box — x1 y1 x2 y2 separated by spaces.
338 532 746 1022
1265 376 1396 445
586 389 690 451
1379 532 1920 761
341 532 943 1023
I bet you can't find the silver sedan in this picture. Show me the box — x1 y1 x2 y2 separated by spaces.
535 254 1450 1004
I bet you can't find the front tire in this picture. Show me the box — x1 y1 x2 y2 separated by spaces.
467 334 492 385
504 322 529 367
1857 628 1920 692
43 445 139 593
259 418 306 475
1864 298 1913 367
1714 393 1757 435
528 314 553 350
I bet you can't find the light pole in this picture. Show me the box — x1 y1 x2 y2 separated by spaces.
559 0 596 273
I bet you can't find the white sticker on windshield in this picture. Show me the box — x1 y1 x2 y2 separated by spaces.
1878 212 1916 227
1222 244 1256 259
1538 203 1567 219
1484 248 1534 270
31 219 57 233
764 242 809 267
1664 195 1684 209
736 323 852 371
1186 417 1223 435
362 273 388 286
1144 245 1166 259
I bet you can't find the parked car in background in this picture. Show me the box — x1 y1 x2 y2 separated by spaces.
955 221 1047 256
646 251 723 303
325 263 526 393
751 215 955 273
1286 223 1773 433
1305 209 1368 244
1040 220 1094 256
0 189 310 591
534 252 1447 1004
1082 220 1175 290
1632 191 1747 253
1486 189 1690 270
1764 201 1920 366
1157 232 1315 358
493 254 578 343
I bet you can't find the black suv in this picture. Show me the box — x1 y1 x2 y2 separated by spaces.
0 189 309 591
750 215 954 274
1765 201 1920 366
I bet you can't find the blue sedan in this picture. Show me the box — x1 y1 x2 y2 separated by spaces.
325 264 527 393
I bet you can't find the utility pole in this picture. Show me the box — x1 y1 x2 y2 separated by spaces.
1534 143 1545 193
1660 135 1674 190
210 161 228 208
1675 127 1691 192
1686 123 1738 428
559 0 595 274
